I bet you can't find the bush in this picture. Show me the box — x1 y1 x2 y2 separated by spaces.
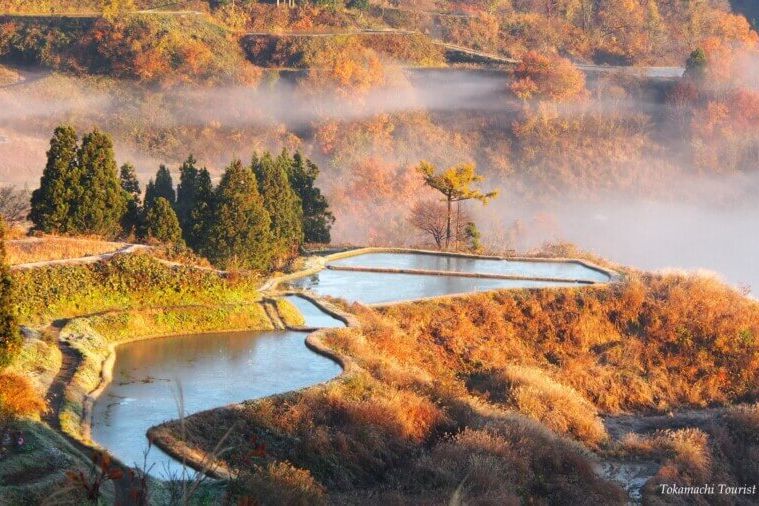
232 462 326 506
0 372 46 423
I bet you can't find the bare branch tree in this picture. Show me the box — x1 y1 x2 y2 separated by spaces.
409 199 471 250
0 186 30 225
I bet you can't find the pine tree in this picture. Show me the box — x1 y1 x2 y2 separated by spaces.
205 159 272 270
417 161 498 250
144 197 183 245
144 165 175 211
175 155 204 243
187 168 213 251
685 47 708 81
0 217 20 368
70 129 127 237
120 162 141 237
29 125 79 233
289 152 334 244
254 151 303 264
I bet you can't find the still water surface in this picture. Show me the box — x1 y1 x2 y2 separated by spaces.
292 269 584 305
284 295 345 328
329 252 609 283
91 329 341 477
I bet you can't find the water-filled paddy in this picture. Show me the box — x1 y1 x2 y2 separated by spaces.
92 251 609 477
291 268 584 305
284 295 345 328
329 252 610 283
91 328 341 477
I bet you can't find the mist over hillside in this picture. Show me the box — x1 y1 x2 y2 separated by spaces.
2 61 758 292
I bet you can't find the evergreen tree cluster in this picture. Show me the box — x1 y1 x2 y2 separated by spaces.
30 126 127 237
30 126 334 271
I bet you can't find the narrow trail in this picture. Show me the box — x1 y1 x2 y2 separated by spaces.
11 244 150 270
42 323 77 431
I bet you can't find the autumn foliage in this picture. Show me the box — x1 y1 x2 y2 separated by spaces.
0 372 46 422
510 51 586 102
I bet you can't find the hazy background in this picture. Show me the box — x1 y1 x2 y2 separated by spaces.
2 67 757 292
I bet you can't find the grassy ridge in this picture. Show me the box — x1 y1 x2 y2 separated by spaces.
12 253 263 325
154 271 759 503
243 32 445 68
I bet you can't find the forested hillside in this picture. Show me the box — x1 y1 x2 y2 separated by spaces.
0 1 755 65
0 0 757 259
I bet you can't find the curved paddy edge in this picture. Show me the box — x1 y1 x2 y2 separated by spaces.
263 247 621 293
145 296 361 480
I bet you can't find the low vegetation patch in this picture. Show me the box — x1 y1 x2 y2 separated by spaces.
0 13 258 85
274 298 305 328
0 419 113 505
12 252 263 324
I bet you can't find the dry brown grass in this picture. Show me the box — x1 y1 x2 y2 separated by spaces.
0 372 46 423
155 271 759 504
7 236 125 265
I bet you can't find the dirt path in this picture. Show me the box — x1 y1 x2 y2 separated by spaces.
11 244 149 270
42 323 76 430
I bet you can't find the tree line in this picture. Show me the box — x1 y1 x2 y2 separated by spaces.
30 125 334 270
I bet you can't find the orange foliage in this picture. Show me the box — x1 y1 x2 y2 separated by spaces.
510 51 586 102
669 39 759 173
0 372 46 421
302 39 386 100
330 158 428 245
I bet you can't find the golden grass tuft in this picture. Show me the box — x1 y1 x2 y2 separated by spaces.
233 461 326 506
495 366 607 445
0 372 46 423
7 236 125 265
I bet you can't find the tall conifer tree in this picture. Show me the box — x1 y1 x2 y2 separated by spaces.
70 129 127 237
175 155 202 241
187 168 213 252
205 160 272 270
255 151 303 264
144 197 183 245
120 162 141 237
29 125 79 233
144 165 175 211
289 152 334 244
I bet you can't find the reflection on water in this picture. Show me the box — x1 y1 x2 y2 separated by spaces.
91 330 341 478
329 252 609 283
292 269 582 305
284 295 345 328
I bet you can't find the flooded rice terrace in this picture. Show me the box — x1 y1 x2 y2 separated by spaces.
92 251 612 476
